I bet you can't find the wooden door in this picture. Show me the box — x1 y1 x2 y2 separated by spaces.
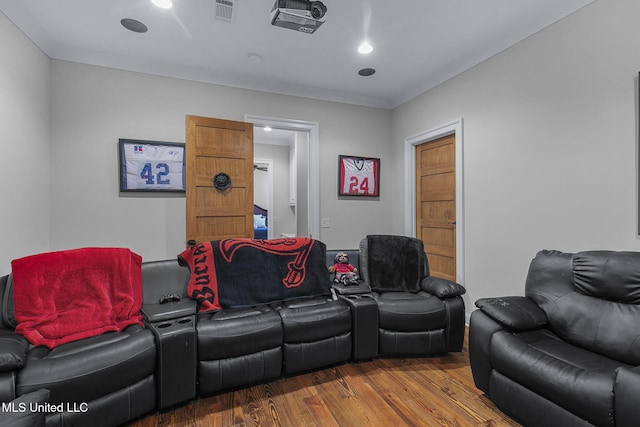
416 134 456 281
185 115 254 243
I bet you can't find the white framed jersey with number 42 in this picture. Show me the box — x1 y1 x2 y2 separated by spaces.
119 140 185 192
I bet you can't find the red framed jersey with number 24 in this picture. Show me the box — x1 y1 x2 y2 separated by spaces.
338 155 380 197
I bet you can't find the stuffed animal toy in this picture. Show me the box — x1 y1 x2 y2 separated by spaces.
329 252 359 285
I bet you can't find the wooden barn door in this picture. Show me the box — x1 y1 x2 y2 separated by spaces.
185 115 254 244
415 134 456 281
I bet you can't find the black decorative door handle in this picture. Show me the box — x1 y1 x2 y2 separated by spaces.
213 172 231 191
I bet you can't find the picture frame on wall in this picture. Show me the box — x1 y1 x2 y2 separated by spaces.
118 139 185 192
338 155 380 197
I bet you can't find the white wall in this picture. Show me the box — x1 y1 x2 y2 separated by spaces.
392 0 640 312
0 12 50 274
48 60 393 262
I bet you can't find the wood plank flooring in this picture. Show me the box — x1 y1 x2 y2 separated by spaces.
128 330 520 426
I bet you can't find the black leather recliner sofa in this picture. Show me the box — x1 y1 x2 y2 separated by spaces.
0 258 157 427
469 250 640 427
0 235 466 426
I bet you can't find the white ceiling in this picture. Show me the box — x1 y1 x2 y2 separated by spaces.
0 0 594 108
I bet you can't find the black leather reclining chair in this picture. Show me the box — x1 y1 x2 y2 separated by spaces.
470 250 640 427
359 235 466 356
0 274 157 427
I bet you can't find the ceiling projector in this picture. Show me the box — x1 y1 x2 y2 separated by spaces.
271 0 327 34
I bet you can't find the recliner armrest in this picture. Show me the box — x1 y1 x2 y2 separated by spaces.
615 366 640 427
142 299 198 323
421 276 466 298
0 330 28 372
475 296 547 331
332 281 371 295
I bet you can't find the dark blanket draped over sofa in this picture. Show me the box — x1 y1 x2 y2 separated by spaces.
178 238 330 312
366 234 426 292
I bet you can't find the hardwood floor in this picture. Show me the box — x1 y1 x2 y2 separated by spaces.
128 330 520 426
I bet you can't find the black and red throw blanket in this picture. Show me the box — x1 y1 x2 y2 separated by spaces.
11 248 144 349
178 238 330 312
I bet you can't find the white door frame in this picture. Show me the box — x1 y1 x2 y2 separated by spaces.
253 158 274 238
245 114 320 240
404 118 465 284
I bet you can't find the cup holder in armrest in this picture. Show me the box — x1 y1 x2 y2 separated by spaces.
156 317 193 328
345 294 373 300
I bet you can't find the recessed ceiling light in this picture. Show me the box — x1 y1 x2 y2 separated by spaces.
121 18 148 33
358 68 376 77
264 126 273 132
358 41 373 55
151 0 173 9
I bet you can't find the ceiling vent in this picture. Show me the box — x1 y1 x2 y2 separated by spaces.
214 0 237 23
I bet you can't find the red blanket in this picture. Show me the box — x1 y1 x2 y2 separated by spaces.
11 248 144 349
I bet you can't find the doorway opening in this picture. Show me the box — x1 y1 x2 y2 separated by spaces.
253 159 274 239
245 115 320 239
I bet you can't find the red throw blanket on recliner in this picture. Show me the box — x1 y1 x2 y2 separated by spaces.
11 247 144 349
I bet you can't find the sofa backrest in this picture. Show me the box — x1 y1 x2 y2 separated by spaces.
525 250 640 365
141 259 191 305
0 274 16 329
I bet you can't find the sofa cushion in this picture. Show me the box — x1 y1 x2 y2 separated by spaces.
16 324 156 404
197 305 283 360
490 328 620 427
275 296 351 342
374 291 446 332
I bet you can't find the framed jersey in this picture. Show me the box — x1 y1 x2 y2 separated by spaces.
338 155 380 197
118 139 185 192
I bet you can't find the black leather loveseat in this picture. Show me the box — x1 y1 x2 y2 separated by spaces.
0 235 466 426
469 250 640 427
